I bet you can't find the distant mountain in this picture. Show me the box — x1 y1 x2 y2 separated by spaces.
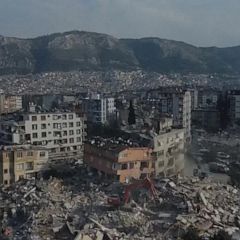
1 30 240 75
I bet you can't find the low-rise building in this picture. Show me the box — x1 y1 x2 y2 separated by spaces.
84 138 155 183
0 145 48 186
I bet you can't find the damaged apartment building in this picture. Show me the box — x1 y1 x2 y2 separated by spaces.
153 117 185 177
84 116 185 182
0 145 48 186
84 138 155 183
0 111 86 162
144 87 191 143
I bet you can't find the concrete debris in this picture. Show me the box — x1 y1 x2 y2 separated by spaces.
0 164 240 239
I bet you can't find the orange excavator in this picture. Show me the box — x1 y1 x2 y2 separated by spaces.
107 177 159 207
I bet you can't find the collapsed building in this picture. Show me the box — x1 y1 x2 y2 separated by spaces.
84 117 185 182
84 139 155 183
0 161 240 240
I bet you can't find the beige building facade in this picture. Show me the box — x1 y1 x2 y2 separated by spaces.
0 146 48 186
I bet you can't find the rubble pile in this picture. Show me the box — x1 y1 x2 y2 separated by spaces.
174 178 240 238
0 171 240 239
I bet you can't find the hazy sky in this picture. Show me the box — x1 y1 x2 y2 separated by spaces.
0 0 240 47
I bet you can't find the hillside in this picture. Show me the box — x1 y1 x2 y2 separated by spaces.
0 31 240 75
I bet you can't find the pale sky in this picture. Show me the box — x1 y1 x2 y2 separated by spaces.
0 0 240 47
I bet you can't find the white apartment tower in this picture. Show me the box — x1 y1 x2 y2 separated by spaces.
0 112 86 161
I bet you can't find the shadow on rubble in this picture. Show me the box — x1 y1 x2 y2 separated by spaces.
41 162 112 194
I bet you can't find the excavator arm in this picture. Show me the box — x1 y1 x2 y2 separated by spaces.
123 177 158 204
108 178 158 207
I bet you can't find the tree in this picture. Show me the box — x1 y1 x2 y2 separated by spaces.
128 100 136 125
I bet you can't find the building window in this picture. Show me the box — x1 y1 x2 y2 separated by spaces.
41 124 46 129
27 151 33 156
130 163 134 169
16 163 24 170
158 161 164 168
32 124 38 130
77 137 81 142
32 133 38 139
4 169 8 174
121 153 128 158
4 180 8 185
62 122 67 128
76 122 81 127
140 162 149 170
41 132 47 138
121 163 128 170
17 151 23 158
62 114 67 120
53 123 61 129
69 130 74 135
69 122 74 128
25 162 34 170
69 114 73 119
62 139 68 144
40 151 46 157
76 129 81 135
63 131 68 136
53 115 58 120
69 138 74 143
41 115 46 121
32 116 37 121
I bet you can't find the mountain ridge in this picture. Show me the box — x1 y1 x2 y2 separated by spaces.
0 30 240 75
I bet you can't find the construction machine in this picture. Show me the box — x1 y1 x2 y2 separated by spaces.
107 177 159 207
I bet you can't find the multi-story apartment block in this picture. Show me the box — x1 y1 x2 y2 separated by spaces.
82 95 116 125
83 98 107 124
84 139 155 183
146 88 191 143
0 145 48 186
0 112 86 161
153 118 185 177
188 89 198 110
228 90 240 124
197 89 220 109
